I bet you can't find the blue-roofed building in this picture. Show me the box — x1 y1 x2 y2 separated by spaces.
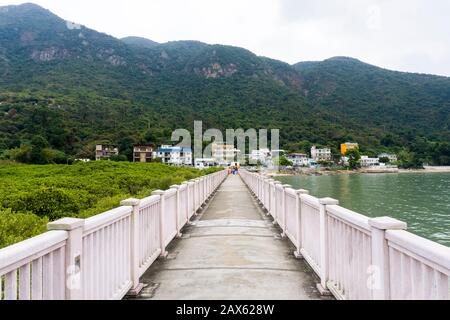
154 145 193 166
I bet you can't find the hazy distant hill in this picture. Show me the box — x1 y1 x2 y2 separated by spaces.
0 3 449 164
121 36 160 48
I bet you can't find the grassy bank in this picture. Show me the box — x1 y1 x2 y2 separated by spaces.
0 161 219 248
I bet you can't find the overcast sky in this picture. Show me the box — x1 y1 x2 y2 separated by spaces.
1 0 450 76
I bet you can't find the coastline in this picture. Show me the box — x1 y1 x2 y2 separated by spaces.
263 166 450 177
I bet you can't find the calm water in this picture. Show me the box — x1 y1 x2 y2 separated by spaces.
276 173 450 247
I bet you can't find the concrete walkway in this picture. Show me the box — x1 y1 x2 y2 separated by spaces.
130 175 329 300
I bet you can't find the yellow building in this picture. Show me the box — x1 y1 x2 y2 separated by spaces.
341 142 359 155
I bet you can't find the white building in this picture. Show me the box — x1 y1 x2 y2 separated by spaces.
287 153 309 167
361 156 380 167
212 143 240 166
154 145 192 166
194 158 217 169
250 148 271 165
378 153 398 163
311 146 332 162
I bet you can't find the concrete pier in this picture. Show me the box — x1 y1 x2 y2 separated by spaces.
131 175 329 300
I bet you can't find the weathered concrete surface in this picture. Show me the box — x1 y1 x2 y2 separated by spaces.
130 174 330 300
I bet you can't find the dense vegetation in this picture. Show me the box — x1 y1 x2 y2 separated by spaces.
0 161 218 248
0 3 449 166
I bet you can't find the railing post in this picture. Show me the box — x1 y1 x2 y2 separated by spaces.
272 181 282 225
265 179 274 215
369 217 407 300
47 217 84 300
281 184 292 237
208 174 212 196
260 177 266 207
181 182 191 224
294 189 309 259
170 185 182 238
260 176 266 204
120 198 144 295
190 179 198 215
202 177 206 203
317 197 339 295
151 190 168 257
194 178 201 211
257 175 261 199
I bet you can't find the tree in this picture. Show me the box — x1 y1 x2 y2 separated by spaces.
110 155 128 162
273 155 293 167
379 157 390 164
30 135 49 164
318 160 333 167
117 136 136 161
397 150 423 169
345 149 361 170
431 142 450 165
2 144 32 163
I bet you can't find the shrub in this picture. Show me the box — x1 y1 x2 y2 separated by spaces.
0 162 222 247
0 208 48 248
11 187 83 220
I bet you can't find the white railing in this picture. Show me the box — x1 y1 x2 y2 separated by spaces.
137 195 161 277
0 169 228 300
82 206 133 300
300 194 322 276
240 169 450 300
0 231 67 300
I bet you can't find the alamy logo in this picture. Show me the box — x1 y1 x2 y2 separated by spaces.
170 121 280 166
367 265 381 290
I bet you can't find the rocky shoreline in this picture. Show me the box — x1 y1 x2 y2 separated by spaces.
263 166 450 177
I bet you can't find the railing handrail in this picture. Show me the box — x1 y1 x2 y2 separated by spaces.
326 204 371 232
165 188 177 197
139 194 160 207
300 194 320 207
0 230 68 273
386 229 450 273
284 188 297 197
83 206 133 235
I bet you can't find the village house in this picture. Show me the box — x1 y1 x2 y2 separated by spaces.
287 153 309 167
154 145 192 166
95 144 119 161
311 146 332 162
211 143 240 166
361 156 380 167
378 153 398 163
133 145 153 163
249 148 271 165
194 158 217 169
340 142 359 155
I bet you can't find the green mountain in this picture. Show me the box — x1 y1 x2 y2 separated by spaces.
0 3 449 164
294 57 450 141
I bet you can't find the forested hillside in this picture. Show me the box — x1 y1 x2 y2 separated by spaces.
0 3 449 165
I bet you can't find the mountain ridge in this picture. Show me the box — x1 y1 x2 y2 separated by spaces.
0 3 449 165
121 36 160 48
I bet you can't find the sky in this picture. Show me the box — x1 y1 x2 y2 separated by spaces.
1 0 450 76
